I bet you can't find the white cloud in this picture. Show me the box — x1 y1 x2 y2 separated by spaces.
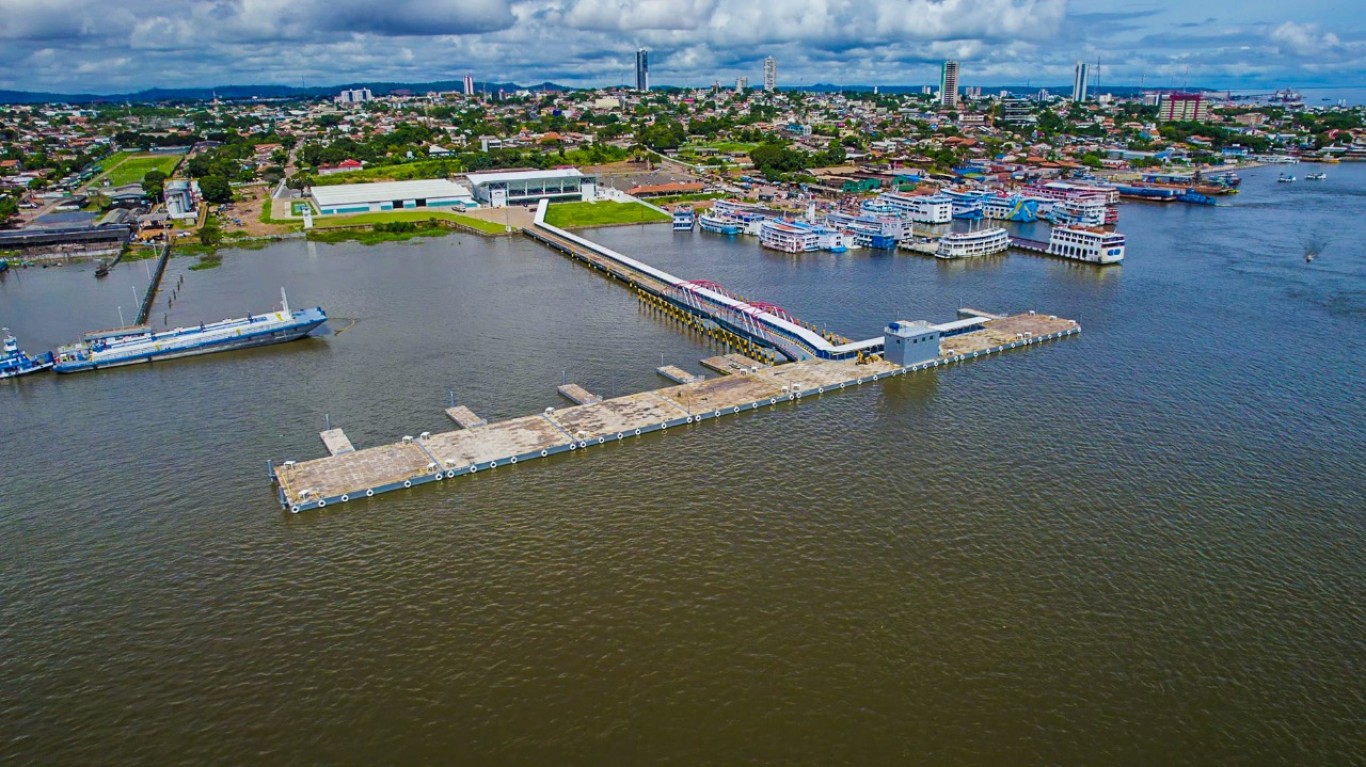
0 0 1363 93
1269 21 1340 56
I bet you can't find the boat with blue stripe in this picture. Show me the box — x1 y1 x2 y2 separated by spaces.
53 289 327 373
1 328 54 379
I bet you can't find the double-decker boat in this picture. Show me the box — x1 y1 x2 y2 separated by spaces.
1011 225 1125 265
698 213 742 235
935 227 1011 259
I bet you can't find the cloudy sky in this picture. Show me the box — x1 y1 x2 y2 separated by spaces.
0 0 1362 93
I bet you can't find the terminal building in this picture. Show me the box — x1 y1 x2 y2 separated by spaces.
309 179 475 216
464 169 597 208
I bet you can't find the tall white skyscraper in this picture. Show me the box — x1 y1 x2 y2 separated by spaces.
763 56 777 91
463 74 475 96
1072 61 1089 102
635 49 649 92
939 59 959 108
736 76 748 92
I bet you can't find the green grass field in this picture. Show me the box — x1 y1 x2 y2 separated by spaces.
543 201 671 228
105 155 182 186
312 209 509 235
682 141 758 154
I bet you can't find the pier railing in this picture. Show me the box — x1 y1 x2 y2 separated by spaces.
135 241 173 325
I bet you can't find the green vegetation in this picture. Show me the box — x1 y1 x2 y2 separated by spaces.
106 154 181 186
189 254 223 270
543 201 670 228
307 220 451 246
646 192 728 205
198 175 232 203
312 208 508 234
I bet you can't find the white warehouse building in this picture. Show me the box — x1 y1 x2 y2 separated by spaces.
464 168 596 208
309 179 476 216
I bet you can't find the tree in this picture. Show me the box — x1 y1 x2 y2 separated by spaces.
824 139 846 166
0 193 17 224
141 170 167 201
198 219 222 247
198 174 232 204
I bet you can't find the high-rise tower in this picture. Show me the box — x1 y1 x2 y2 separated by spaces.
1072 61 1089 102
763 56 777 91
939 60 959 108
635 49 649 92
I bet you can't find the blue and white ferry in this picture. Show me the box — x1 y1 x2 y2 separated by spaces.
698 213 742 236
672 207 695 231
1 328 55 379
53 289 327 373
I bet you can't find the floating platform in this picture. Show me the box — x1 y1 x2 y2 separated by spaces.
445 406 487 429
557 383 602 405
700 353 769 376
319 428 354 456
272 312 1080 513
657 365 702 384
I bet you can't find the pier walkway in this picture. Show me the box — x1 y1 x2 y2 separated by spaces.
269 201 1085 513
272 311 1079 513
525 201 882 362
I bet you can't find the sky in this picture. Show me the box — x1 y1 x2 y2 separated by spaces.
0 0 1362 93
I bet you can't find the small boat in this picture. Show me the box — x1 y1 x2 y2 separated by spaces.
0 258 9 274
1 328 55 379
94 261 110 278
1278 174 1296 183
1305 172 1326 181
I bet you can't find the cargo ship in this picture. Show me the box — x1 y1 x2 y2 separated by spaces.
1 328 55 379
53 290 327 373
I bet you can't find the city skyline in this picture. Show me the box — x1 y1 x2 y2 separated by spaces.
0 0 1363 93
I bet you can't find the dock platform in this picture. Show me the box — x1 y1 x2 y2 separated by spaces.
557 383 602 405
657 365 702 384
700 353 768 376
319 428 355 456
445 406 487 429
272 312 1080 513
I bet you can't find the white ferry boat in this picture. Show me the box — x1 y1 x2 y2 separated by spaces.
759 219 820 253
872 192 953 224
1039 197 1109 227
54 290 327 373
698 213 742 235
1012 225 1125 265
941 188 990 220
710 199 769 235
935 227 1011 259
672 208 695 230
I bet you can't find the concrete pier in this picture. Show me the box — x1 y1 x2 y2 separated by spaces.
269 205 1084 514
445 406 487 429
557 383 602 405
700 353 768 376
657 365 702 384
319 428 355 456
273 311 1080 513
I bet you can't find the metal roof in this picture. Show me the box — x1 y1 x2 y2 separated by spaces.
310 179 472 208
464 168 586 186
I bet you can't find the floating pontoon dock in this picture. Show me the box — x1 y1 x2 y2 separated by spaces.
269 202 1081 513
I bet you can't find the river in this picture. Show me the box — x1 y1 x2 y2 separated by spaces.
1 163 1362 764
